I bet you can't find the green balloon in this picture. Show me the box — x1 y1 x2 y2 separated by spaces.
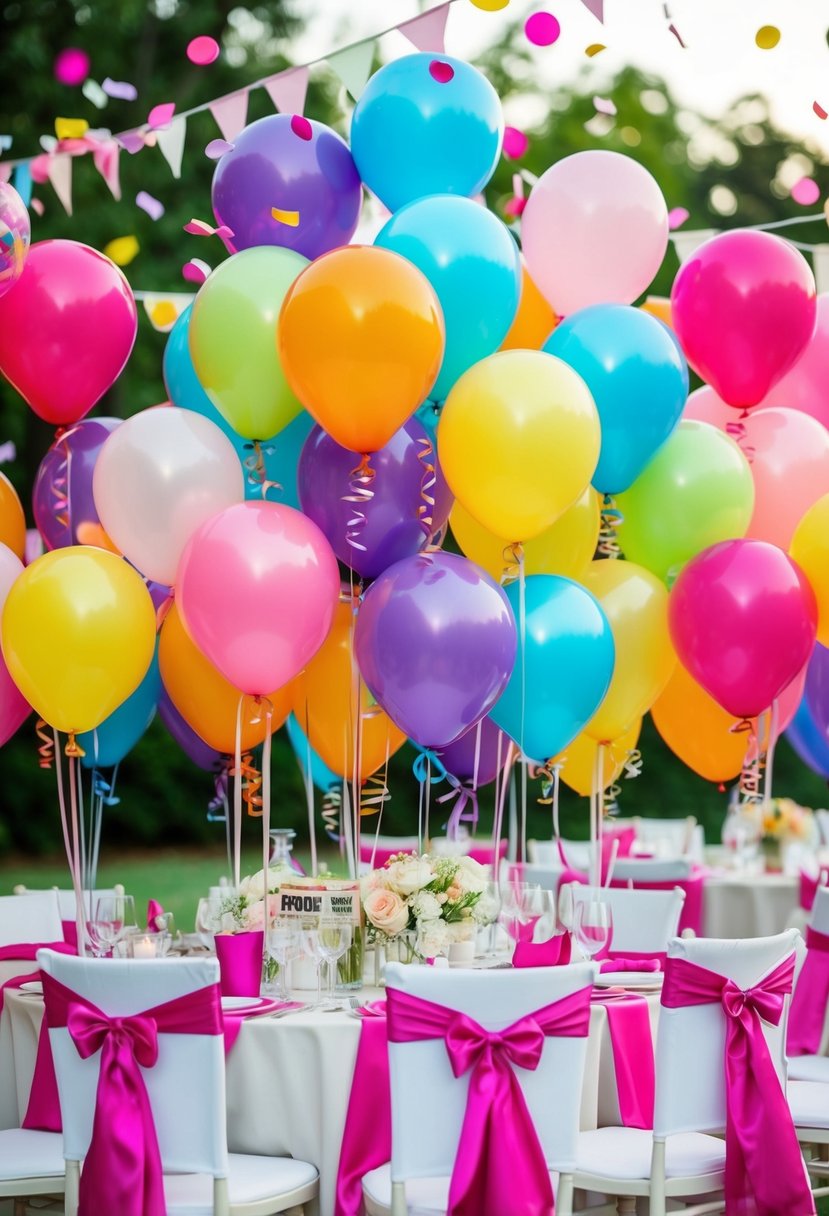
189 246 308 441
616 419 755 584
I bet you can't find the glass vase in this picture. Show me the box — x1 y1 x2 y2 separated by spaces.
336 924 365 992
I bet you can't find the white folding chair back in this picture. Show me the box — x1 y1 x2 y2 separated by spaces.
18 888 117 923
528 838 594 870
0 891 62 946
614 816 704 862
567 885 685 954
612 857 693 883
817 809 829 848
810 884 829 936
521 862 565 893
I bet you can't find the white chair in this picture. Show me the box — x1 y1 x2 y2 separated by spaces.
611 857 694 883
816 809 829 848
16 887 117 923
565 885 685 956
362 960 598 1216
614 816 705 863
0 891 62 947
529 838 592 869
38 950 318 1215
574 929 802 1216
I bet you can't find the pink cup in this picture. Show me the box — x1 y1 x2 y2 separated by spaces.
214 930 264 997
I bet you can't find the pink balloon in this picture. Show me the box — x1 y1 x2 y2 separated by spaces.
521 151 668 315
0 544 31 746
741 408 829 550
671 230 816 410
0 240 137 426
761 294 829 428
176 501 340 696
682 384 733 430
778 663 807 734
669 538 817 719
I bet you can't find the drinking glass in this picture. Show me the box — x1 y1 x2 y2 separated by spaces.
300 928 324 1008
318 924 352 1010
573 898 613 961
267 920 300 1000
195 897 222 949
92 895 137 955
499 882 548 945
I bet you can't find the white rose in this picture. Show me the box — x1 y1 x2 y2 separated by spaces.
455 856 488 894
472 891 499 924
411 891 442 922
384 857 434 897
417 921 449 959
364 888 410 937
445 919 476 944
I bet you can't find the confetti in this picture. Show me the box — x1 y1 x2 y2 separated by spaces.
814 102 828 120
668 207 689 229
272 207 300 227
39 135 58 153
31 199 45 216
150 300 179 329
182 259 210 284
55 117 89 140
183 219 234 239
81 79 108 109
103 235 140 266
469 0 510 9
205 138 234 159
148 103 176 130
103 77 138 102
791 177 820 206
429 60 455 83
585 43 606 56
290 115 313 141
503 127 528 159
187 35 220 66
525 11 561 46
54 48 90 87
136 190 164 220
118 131 146 155
593 95 616 116
755 25 780 50
504 197 527 217
668 23 686 47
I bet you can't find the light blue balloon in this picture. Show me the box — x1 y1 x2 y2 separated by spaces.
545 304 689 496
79 649 161 769
375 195 521 402
351 53 503 214
490 575 615 764
286 713 340 793
163 305 313 509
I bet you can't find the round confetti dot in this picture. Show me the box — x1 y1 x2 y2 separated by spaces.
469 0 510 8
814 101 828 120
187 35 220 66
755 25 780 50
429 60 455 83
54 48 90 87
585 43 606 57
791 177 820 206
525 11 561 46
290 115 313 141
668 207 689 230
503 126 528 159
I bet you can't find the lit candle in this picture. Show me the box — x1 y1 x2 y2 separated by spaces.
133 936 156 959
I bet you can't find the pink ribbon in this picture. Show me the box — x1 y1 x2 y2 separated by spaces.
661 953 813 1216
335 1010 391 1216
799 870 828 912
42 972 223 1216
599 955 663 972
787 925 829 1056
0 942 74 1015
592 992 655 1128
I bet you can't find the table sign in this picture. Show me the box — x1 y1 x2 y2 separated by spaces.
278 879 364 990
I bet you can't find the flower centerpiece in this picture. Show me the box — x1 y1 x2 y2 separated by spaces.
761 797 817 869
219 865 296 987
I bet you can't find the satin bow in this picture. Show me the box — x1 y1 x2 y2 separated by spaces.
787 925 829 1056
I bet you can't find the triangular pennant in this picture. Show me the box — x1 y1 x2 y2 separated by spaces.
156 115 187 179
141 292 195 333
0 164 12 184
263 66 310 117
398 3 450 53
93 139 121 201
12 164 32 203
327 40 375 102
209 90 249 143
670 229 718 264
48 154 73 215
580 0 605 20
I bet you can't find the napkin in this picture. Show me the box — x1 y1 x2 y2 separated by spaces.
599 957 661 973
512 932 572 969
147 899 165 930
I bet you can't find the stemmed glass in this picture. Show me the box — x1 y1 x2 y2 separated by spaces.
195 897 222 949
90 895 137 957
573 898 614 963
300 928 325 1008
499 882 548 946
318 924 352 1010
267 919 300 1000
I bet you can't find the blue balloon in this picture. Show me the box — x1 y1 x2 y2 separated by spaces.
786 696 829 779
351 53 503 214
286 713 340 793
163 305 313 509
545 304 689 495
375 195 521 402
490 575 615 763
79 649 161 769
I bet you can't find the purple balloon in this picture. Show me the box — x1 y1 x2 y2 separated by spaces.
298 417 453 580
355 551 517 749
158 688 224 772
803 640 829 739
434 716 509 787
33 417 120 550
212 115 362 260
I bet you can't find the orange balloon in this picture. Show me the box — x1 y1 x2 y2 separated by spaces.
639 296 674 330
0 472 26 560
277 246 445 453
159 603 291 754
500 263 558 351
292 599 406 780
557 719 642 797
651 659 750 782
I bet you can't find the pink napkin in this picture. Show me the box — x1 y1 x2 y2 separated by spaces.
512 932 572 969
600 957 662 973
147 899 165 930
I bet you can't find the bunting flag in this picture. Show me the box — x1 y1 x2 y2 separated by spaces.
263 66 309 117
0 164 11 184
209 90 249 142
327 41 375 102
92 139 121 200
157 115 187 179
140 291 195 333
398 3 450 53
581 0 605 20
670 228 719 264
48 154 73 215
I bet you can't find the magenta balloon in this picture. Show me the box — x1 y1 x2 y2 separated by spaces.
355 551 517 749
762 294 829 428
298 417 453 580
211 115 362 260
671 230 816 410
0 544 30 745
433 716 509 787
32 417 120 550
0 181 30 298
668 538 817 719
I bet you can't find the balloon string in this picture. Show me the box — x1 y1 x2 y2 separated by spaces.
343 452 375 554
261 704 273 955
207 766 230 821
49 426 73 537
500 541 525 586
732 717 764 804
155 589 174 632
424 523 446 554
598 494 623 558
64 731 86 759
438 782 480 837
763 701 779 804
242 439 282 499
302 702 318 877
321 785 342 843
233 697 243 890
360 766 391 816
415 435 436 539
725 410 755 463
603 745 644 815
492 742 517 896
35 718 55 769
528 758 562 807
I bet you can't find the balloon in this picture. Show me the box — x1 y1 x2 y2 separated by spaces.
761 294 829 428
350 53 503 213
437 350 600 540
78 647 161 769
671 230 816 409
741 408 829 551
33 418 120 551
292 599 406 780
0 181 30 298
786 695 829 779
616 420 754 583
298 417 453 581
0 472 26 559
449 489 600 584
558 719 642 797
374 195 521 402
639 297 673 329
0 544 30 746
800 639 829 742
157 687 224 773
189 246 308 441
791 495 829 646
668 539 817 719
164 304 313 508
682 384 733 430
500 262 558 351
159 603 291 754
277 245 445 453
1 547 156 734
545 304 688 495
286 712 341 793
211 115 361 260
580 560 675 742
176 501 340 696
0 240 137 425
93 407 244 586
489 575 615 763
355 551 516 749
433 717 510 787
521 151 668 315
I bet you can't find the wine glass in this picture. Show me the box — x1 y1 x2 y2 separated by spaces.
92 895 137 956
267 920 300 1000
300 928 324 1008
499 882 547 945
195 897 222 949
573 898 613 962
318 924 352 1010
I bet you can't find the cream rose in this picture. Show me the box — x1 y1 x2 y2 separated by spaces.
364 888 410 937
455 856 488 894
384 856 434 896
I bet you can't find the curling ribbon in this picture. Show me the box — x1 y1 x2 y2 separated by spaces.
321 785 342 842
598 494 623 558
35 718 55 769
207 767 229 822
242 439 282 499
416 435 436 539
360 768 391 816
64 732 86 759
725 409 755 463
528 758 562 807
731 717 764 803
227 751 263 816
49 426 73 534
92 770 121 807
438 781 480 837
343 452 376 554
500 541 525 587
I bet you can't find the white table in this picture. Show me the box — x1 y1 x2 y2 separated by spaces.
702 872 799 938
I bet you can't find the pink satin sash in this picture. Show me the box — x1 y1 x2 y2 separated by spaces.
0 942 74 1015
386 984 592 1216
661 953 814 1216
335 1011 392 1216
799 870 828 912
787 926 829 1056
592 992 655 1128
41 972 223 1216
599 956 662 973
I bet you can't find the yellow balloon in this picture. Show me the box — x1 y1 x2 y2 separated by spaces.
1 547 156 734
791 493 829 646
558 719 642 797
438 350 600 541
450 488 600 583
580 560 676 742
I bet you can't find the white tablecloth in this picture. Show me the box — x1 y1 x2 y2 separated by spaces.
702 872 799 938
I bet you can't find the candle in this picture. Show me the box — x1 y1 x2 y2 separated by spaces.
132 936 156 959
